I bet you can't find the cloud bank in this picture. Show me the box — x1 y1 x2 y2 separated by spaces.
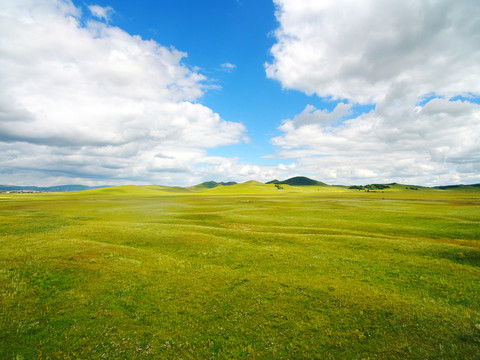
267 0 480 185
0 0 246 185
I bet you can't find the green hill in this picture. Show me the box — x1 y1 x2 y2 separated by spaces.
348 183 434 192
434 183 480 191
205 180 280 194
79 185 192 196
266 176 327 186
189 181 237 190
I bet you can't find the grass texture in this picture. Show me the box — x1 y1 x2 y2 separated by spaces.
1 183 479 359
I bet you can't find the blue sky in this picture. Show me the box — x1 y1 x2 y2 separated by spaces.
1 0 480 186
103 0 331 164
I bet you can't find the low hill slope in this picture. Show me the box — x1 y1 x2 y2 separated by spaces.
202 181 343 195
189 181 237 190
266 176 327 186
78 185 192 196
348 183 434 192
434 183 480 191
204 181 281 194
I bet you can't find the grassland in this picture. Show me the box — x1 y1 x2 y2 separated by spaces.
1 183 479 359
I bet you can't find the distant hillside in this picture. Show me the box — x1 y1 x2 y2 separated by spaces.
4 180 480 194
190 181 237 190
80 185 193 196
0 184 112 192
266 176 327 186
349 183 432 191
434 183 480 190
199 181 237 188
349 184 391 190
205 180 281 194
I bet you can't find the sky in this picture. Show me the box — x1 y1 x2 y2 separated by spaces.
1 0 480 187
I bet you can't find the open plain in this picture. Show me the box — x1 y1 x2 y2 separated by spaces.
1 183 479 359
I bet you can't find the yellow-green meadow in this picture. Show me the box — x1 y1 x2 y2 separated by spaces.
1 183 479 359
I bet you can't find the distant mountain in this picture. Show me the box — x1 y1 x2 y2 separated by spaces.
266 176 327 186
0 185 112 192
190 181 237 189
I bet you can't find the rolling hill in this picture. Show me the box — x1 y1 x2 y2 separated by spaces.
3 179 480 195
266 176 328 186
189 181 237 190
434 183 480 191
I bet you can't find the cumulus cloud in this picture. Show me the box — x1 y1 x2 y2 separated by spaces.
0 0 246 185
267 0 480 185
266 0 480 103
289 103 351 128
190 156 298 185
272 98 480 186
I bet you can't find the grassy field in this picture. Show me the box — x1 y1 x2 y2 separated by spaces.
1 183 479 359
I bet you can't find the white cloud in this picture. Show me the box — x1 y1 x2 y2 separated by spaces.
88 4 113 22
289 103 351 128
190 156 297 185
271 98 480 186
266 0 480 185
0 0 247 186
220 62 237 72
266 0 480 103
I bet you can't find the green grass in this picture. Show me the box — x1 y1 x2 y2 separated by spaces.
1 184 479 359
